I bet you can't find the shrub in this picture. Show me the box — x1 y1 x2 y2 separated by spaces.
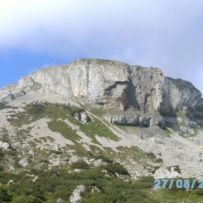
146 152 156 159
71 160 90 169
95 154 113 164
0 187 12 202
104 162 129 175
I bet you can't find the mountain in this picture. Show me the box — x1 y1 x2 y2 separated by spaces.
0 59 203 202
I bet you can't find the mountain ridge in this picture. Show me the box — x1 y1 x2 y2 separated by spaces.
1 59 203 127
0 58 203 180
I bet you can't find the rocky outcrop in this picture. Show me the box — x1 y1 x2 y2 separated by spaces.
0 77 41 101
129 66 165 112
0 58 202 129
104 112 152 127
159 77 202 116
74 111 91 124
69 185 85 203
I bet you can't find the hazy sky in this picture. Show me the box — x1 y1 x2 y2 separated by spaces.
1 0 203 93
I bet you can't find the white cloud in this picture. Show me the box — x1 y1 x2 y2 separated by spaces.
0 0 203 92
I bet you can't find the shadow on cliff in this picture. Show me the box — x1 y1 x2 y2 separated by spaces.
158 94 178 128
121 79 140 111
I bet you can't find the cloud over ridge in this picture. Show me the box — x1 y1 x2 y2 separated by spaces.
0 0 203 92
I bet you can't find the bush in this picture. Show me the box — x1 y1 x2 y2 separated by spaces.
71 160 90 169
12 195 45 203
146 152 156 159
95 154 113 164
104 162 129 175
0 166 202 202
0 187 12 202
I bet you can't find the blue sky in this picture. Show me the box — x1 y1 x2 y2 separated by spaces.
1 0 203 93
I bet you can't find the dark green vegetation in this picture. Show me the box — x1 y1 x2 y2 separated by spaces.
0 166 202 203
8 103 81 127
70 160 90 170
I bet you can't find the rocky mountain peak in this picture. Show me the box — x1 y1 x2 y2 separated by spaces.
72 58 129 66
0 58 203 128
1 59 203 199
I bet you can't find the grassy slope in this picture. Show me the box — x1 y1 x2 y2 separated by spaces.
9 103 119 143
4 102 203 202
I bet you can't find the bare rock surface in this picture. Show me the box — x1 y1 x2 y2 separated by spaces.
69 185 85 203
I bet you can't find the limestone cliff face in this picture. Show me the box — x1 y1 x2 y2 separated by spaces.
161 77 202 114
29 59 167 112
0 58 202 124
129 66 165 112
